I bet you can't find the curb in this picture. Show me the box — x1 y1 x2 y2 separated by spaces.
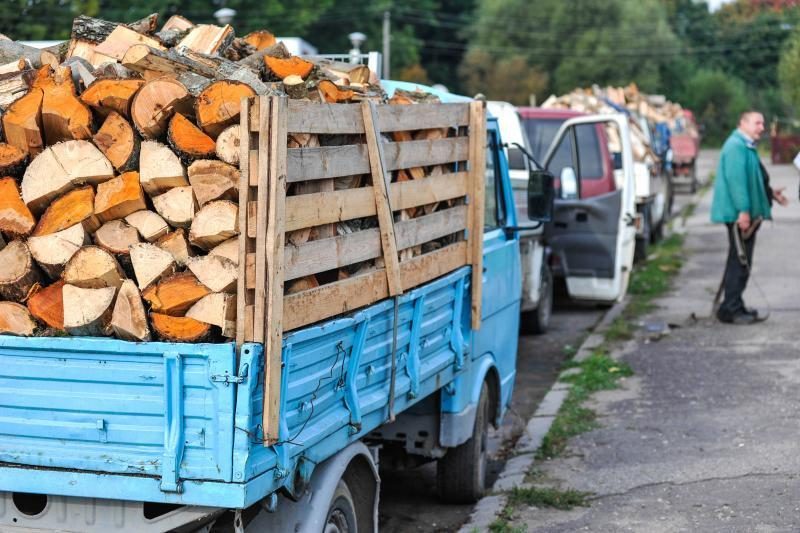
457 297 628 532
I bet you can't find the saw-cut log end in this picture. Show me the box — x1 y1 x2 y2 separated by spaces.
62 283 116 336
186 254 237 293
94 171 147 222
188 159 238 206
0 177 36 237
151 312 211 342
155 228 194 266
27 279 65 330
111 278 150 341
186 292 235 337
125 209 170 242
0 301 37 336
189 199 238 250
167 113 216 161
195 80 255 138
63 245 126 290
129 241 176 290
215 125 240 167
0 240 43 302
265 55 313 80
32 185 98 237
131 77 191 140
152 186 196 228
80 78 145 119
143 270 210 316
27 223 86 279
92 111 140 172
243 30 276 51
139 140 187 196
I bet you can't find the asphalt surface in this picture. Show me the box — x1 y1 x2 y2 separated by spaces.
506 150 800 531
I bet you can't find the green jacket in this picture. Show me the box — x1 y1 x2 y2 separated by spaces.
710 130 771 223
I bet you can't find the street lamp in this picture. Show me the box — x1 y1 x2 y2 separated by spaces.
348 31 366 64
214 7 236 25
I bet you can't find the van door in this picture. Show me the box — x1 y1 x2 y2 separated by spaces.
542 115 636 303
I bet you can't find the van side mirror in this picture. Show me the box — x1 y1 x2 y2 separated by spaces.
528 169 555 222
612 152 623 170
506 147 527 171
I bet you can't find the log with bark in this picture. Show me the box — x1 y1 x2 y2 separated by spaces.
110 278 150 341
33 65 93 144
167 112 216 161
0 240 42 301
0 301 37 336
62 283 116 336
214 124 240 166
194 80 255 138
0 142 28 176
62 245 125 289
142 271 209 315
27 223 86 279
151 312 210 342
80 78 145 119
152 186 196 228
130 77 192 139
94 171 146 222
93 219 140 276
27 279 64 329
92 111 140 172
264 56 313 80
32 185 100 236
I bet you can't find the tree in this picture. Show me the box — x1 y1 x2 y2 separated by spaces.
459 49 548 104
678 69 748 144
779 26 800 111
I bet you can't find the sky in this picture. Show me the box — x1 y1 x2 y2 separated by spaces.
707 0 733 10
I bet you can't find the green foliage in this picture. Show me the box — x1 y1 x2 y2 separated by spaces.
779 27 800 113
460 49 548 104
507 486 591 510
677 69 748 145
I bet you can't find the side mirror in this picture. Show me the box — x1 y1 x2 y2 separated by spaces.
506 147 527 171
528 169 555 222
560 167 579 199
612 152 623 170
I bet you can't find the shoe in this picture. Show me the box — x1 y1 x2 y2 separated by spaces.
730 313 757 325
744 308 767 322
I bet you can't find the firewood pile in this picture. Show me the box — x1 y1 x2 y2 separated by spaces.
0 12 472 343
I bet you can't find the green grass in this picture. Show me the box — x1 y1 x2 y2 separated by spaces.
507 486 591 510
536 351 633 460
625 233 684 318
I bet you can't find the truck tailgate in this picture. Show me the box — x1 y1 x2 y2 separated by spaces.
0 337 237 487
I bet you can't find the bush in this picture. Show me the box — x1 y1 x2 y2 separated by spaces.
678 69 748 146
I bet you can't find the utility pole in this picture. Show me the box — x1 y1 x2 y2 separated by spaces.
382 10 391 79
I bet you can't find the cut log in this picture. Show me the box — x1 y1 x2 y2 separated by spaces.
161 15 194 32
286 275 320 295
129 242 176 290
65 39 114 69
92 111 140 172
264 55 313 80
130 77 192 139
209 237 239 265
0 301 36 336
111 278 150 341
152 186 196 228
138 140 187 196
186 254 237 293
243 31 276 51
187 159 238 206
93 25 165 61
0 143 27 176
186 292 235 337
125 209 169 242
0 58 28 76
93 218 140 277
21 140 114 214
33 65 93 144
0 40 45 69
156 28 191 49
0 177 35 237
177 24 234 55
283 74 308 99
27 279 64 330
32 185 99 236
0 240 42 302
27 223 86 279
318 80 355 103
0 69 37 111
188 199 238 250
195 80 256 138
94 171 146 222
237 41 290 71
143 271 210 316
80 78 145 119
3 88 44 156
223 38 256 62
62 284 116 336
155 228 194 266
179 49 268 94
128 13 160 35
167 113 215 161
151 313 210 342
313 59 372 85
122 44 213 79
62 245 125 289
61 57 95 91
215 124 240 166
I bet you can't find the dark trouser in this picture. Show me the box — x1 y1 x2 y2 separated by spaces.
718 222 756 320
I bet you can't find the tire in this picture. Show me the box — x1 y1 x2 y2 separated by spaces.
324 480 358 533
437 382 490 504
689 162 698 194
634 205 650 263
524 264 553 335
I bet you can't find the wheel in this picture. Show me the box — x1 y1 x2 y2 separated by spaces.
324 480 358 533
523 264 553 335
634 205 650 263
689 162 698 194
437 382 490 504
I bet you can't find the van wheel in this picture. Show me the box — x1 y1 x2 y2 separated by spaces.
634 206 650 263
525 264 552 334
325 480 358 533
437 382 490 504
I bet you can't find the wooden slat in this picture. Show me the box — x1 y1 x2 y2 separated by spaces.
395 205 468 251
282 242 468 331
362 100 402 297
400 241 468 290
252 97 271 345
286 138 469 183
283 229 381 281
262 96 288 445
285 101 471 134
390 171 467 211
467 101 486 330
236 97 255 347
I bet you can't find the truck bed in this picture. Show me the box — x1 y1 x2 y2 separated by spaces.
0 268 470 508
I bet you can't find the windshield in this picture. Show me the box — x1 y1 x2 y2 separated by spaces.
524 118 563 162
523 118 604 180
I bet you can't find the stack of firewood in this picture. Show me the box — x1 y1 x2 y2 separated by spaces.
0 12 400 342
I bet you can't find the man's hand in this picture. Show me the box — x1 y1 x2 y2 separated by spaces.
773 187 789 207
737 211 751 231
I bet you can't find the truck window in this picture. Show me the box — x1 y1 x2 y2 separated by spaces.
484 132 505 230
575 124 603 179
525 119 604 181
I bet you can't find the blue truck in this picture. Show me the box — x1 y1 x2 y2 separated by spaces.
0 84 554 532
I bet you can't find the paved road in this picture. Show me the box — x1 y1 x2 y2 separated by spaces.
505 151 800 531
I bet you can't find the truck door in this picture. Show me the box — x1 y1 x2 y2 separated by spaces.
542 115 636 303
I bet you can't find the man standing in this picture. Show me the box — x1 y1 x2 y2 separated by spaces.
711 111 788 324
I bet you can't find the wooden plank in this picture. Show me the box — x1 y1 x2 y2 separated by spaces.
285 138 469 184
400 241 468 290
283 269 388 331
390 171 467 211
236 97 254 347
395 205 468 251
284 229 380 281
252 97 271 345
262 96 288 445
282 241 468 331
362 100 402 297
285 101 471 134
467 101 486 330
